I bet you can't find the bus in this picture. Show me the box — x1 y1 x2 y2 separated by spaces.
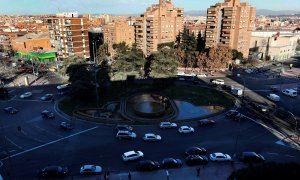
57 84 70 95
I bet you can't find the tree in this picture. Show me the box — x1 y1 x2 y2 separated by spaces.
60 56 86 75
232 49 244 60
66 64 90 83
96 43 109 65
196 32 206 52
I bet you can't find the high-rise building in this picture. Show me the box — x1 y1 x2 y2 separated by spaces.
135 0 184 55
46 12 90 60
205 0 256 57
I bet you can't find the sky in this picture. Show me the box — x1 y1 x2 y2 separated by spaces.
0 0 299 15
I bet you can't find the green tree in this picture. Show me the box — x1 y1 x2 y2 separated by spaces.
96 43 109 65
60 56 86 75
196 32 206 52
232 49 244 60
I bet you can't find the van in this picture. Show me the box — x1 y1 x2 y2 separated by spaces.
267 94 280 102
282 89 297 97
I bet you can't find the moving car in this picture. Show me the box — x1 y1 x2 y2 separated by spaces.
209 152 232 162
137 160 160 171
38 166 69 178
282 89 297 97
40 94 54 101
185 147 207 156
20 92 32 98
178 126 194 134
122 151 144 161
198 119 215 126
60 122 74 130
267 94 280 102
80 165 102 175
143 133 162 141
239 152 265 163
159 122 177 129
41 110 55 119
161 158 182 168
211 79 225 85
116 130 136 139
115 125 133 131
186 155 209 166
3 107 18 114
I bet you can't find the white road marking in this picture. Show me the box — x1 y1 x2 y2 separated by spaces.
1 126 98 160
4 136 23 150
9 150 16 153
53 101 70 120
266 152 279 155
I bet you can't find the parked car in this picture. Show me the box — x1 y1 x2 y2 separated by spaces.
209 152 232 162
40 94 54 101
20 92 32 98
185 147 207 156
143 133 161 141
239 152 265 163
249 102 269 113
198 119 215 126
186 155 209 166
211 79 225 85
137 160 160 171
3 107 18 114
80 165 102 175
116 131 136 139
159 122 177 129
115 125 133 132
41 110 55 119
267 94 280 102
161 158 182 168
282 89 297 97
197 74 207 78
122 151 144 161
38 166 69 178
60 122 74 130
178 126 194 134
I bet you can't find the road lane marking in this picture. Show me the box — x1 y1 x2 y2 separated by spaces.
4 136 23 150
0 126 98 161
266 152 279 155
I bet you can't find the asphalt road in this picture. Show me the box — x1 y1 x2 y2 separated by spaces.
1 84 300 179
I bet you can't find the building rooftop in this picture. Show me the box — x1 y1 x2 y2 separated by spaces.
15 32 49 41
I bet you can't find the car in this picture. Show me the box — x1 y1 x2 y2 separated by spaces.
116 130 137 139
137 160 160 171
211 79 225 85
178 126 194 134
60 122 74 130
185 147 207 156
80 165 102 175
38 166 69 178
20 92 32 98
161 158 182 168
115 125 133 131
239 152 265 163
282 89 297 97
143 133 162 141
122 150 144 161
209 152 232 162
245 69 254 74
159 122 177 129
3 107 18 114
41 110 55 119
249 102 269 113
197 74 207 78
198 119 215 126
225 110 239 117
40 94 54 101
186 155 209 166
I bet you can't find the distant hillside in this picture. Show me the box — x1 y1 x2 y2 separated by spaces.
185 9 300 16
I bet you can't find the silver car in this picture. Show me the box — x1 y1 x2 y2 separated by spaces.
159 122 177 129
143 133 162 141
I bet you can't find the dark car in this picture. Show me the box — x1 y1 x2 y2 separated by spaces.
225 110 240 117
40 94 54 101
185 147 207 156
161 158 182 169
137 160 160 171
239 152 265 163
3 107 18 114
38 166 69 178
186 155 209 166
115 125 133 131
249 102 269 113
41 110 55 119
60 122 74 130
198 119 216 126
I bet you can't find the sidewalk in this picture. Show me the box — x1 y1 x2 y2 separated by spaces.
72 163 246 180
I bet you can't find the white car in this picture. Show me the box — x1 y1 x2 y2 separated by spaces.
122 150 144 161
80 165 102 175
245 69 254 74
20 92 32 98
160 122 177 129
211 79 225 85
143 133 162 141
197 74 207 77
282 89 297 97
116 130 136 139
209 152 232 162
178 126 194 134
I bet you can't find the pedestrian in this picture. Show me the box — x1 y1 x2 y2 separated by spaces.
197 167 200 177
106 171 110 180
128 171 132 180
103 171 107 180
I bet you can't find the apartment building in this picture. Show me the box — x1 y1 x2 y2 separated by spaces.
135 0 184 55
205 0 256 57
46 12 90 60
12 32 51 53
0 31 27 56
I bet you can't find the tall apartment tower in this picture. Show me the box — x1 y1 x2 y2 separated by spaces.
205 0 256 57
47 12 90 60
135 0 184 55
